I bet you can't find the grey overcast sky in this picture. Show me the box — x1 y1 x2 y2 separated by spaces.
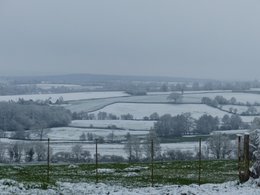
0 0 260 80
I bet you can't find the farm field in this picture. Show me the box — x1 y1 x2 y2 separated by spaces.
0 91 129 103
211 129 249 135
0 138 202 158
86 102 257 122
18 83 84 90
32 127 148 141
89 103 233 120
184 92 260 104
222 105 260 114
70 120 155 130
63 94 172 112
0 160 238 186
50 142 202 158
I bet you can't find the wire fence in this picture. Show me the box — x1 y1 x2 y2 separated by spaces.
0 135 251 186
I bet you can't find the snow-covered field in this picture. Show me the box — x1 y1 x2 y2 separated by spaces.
89 103 230 120
0 138 201 158
47 142 203 158
18 83 84 90
222 105 260 114
0 179 260 195
63 95 171 112
35 127 148 141
211 129 249 135
184 92 260 104
147 90 232 95
70 120 155 130
0 91 129 103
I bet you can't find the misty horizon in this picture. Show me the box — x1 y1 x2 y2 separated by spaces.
1 1 260 81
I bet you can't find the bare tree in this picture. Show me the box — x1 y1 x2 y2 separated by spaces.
124 134 141 161
8 142 24 163
79 133 86 141
34 142 47 161
0 141 6 162
124 134 134 161
25 145 35 162
207 133 233 159
167 92 183 103
71 144 83 161
142 129 161 160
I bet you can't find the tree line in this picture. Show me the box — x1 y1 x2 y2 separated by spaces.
154 113 248 137
0 101 72 132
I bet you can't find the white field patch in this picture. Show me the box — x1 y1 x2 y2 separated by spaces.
0 138 201 158
147 90 232 95
184 92 260 104
0 91 129 103
29 127 149 141
63 95 171 112
48 142 202 158
211 129 250 135
18 83 84 90
222 105 260 114
70 120 155 130
89 103 230 120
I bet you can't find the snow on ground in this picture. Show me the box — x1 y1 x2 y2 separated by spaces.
0 179 260 195
87 102 257 122
18 83 84 90
184 92 260 104
0 91 129 103
49 142 201 158
89 103 230 120
63 95 172 112
0 138 201 158
40 127 148 141
147 90 232 95
211 129 249 135
70 120 155 130
222 105 260 114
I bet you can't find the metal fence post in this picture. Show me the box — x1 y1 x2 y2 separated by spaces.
47 138 50 182
198 138 202 185
95 138 98 184
151 139 154 187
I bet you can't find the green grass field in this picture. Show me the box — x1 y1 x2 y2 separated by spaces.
0 160 239 188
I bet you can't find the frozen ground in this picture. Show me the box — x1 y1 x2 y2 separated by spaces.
88 103 257 122
184 92 260 104
24 125 149 141
222 105 260 114
0 179 260 195
211 129 249 135
0 138 201 158
0 91 128 103
89 103 231 120
70 120 155 130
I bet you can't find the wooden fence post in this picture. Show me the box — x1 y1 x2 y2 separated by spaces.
239 133 250 183
243 133 250 181
238 135 242 180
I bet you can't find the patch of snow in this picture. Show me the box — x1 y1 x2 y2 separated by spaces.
97 168 115 174
0 179 260 195
70 120 155 131
0 91 129 103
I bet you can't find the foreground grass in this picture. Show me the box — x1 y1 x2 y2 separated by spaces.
0 160 238 188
